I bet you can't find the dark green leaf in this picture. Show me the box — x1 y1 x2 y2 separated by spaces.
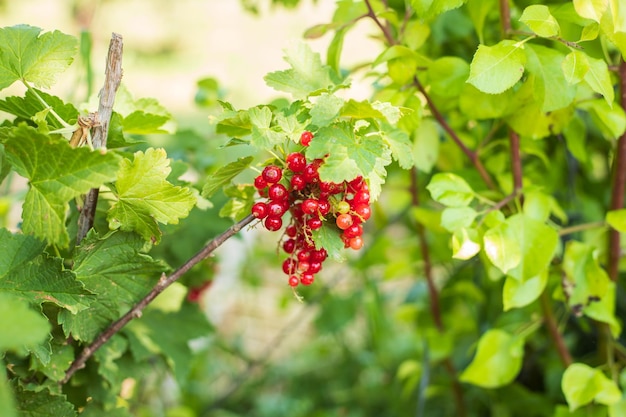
15 388 76 417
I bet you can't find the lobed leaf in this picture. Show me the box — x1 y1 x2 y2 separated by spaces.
0 25 78 90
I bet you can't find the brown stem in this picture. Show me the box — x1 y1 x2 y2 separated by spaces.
76 33 123 244
413 77 497 190
364 0 396 46
608 59 626 281
540 292 573 367
61 214 255 384
499 0 511 36
410 168 466 417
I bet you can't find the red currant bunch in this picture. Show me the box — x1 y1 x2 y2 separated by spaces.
251 131 372 288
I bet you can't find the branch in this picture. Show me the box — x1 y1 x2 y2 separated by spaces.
412 76 497 190
409 168 467 417
76 33 124 244
364 0 396 46
499 0 511 36
61 214 256 385
608 58 626 281
540 292 573 367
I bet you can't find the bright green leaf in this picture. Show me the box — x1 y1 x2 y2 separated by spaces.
428 56 470 98
562 363 621 411
0 25 78 90
460 329 525 388
264 41 337 98
562 50 590 85
467 40 526 94
584 55 614 107
426 173 474 207
111 86 174 134
0 293 50 353
384 129 415 169
459 84 516 119
451 227 481 260
606 209 626 232
312 225 346 262
524 44 575 112
441 207 477 231
0 370 17 417
520 5 560 37
523 190 552 222
502 271 548 311
573 0 608 22
412 0 466 19
219 184 256 220
580 99 626 139
108 148 197 244
0 89 78 130
310 93 345 127
2 125 120 247
202 156 254 198
585 280 621 337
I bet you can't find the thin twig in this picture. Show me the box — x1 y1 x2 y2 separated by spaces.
499 0 511 36
540 292 572 367
559 221 606 236
61 215 255 385
607 59 626 281
76 33 123 244
364 0 396 46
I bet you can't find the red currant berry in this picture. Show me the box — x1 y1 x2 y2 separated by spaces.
297 250 311 262
348 176 365 192
264 216 283 231
354 190 370 205
286 224 297 238
353 204 371 222
302 198 319 215
298 261 310 272
300 273 315 285
303 163 320 183
286 152 307 173
317 199 330 216
343 223 363 239
268 183 288 200
349 236 364 250
288 275 300 287
290 174 306 191
336 213 353 230
267 201 287 217
307 217 323 230
283 238 296 253
310 248 328 262
251 202 268 219
262 165 282 184
300 131 313 146
307 261 322 274
283 259 297 275
254 176 267 190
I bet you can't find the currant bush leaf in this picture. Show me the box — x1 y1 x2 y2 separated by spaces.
468 40 526 94
58 231 166 342
312 226 346 262
310 93 345 127
426 173 474 207
584 55 614 106
524 44 575 112
15 388 76 417
562 363 621 411
202 156 254 198
562 50 589 85
107 148 197 244
0 25 78 90
519 5 560 38
0 292 50 353
1 125 120 247
248 106 286 148
384 129 415 169
264 41 338 98
0 89 78 130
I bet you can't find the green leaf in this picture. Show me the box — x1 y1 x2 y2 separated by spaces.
0 369 17 417
0 25 78 90
562 363 621 411
2 126 120 247
384 128 414 169
264 41 337 98
108 148 197 244
202 156 254 198
467 40 526 94
562 50 590 85
413 118 439 173
0 89 78 130
15 388 76 417
219 184 256 220
426 173 474 207
59 231 165 341
459 84 516 119
584 55 614 106
563 116 588 163
451 227 481 260
519 5 560 37
502 271 548 311
573 0 607 22
441 207 477 231
248 106 286 148
524 44 575 112
312 225 346 262
483 214 558 281
427 56 470 98
580 99 626 139
585 281 621 337
460 329 524 388
310 93 345 127
607 209 626 232
0 293 50 353
327 27 348 75
111 86 174 134
411 0 466 19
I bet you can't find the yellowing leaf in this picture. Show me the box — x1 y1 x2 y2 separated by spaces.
108 148 197 244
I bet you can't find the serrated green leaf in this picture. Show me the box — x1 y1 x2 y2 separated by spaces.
524 44 575 112
264 41 337 98
428 56 470 98
413 118 439 173
426 173 474 207
15 388 76 417
460 329 524 388
520 5 560 37
0 293 50 353
340 99 385 120
108 87 173 134
219 184 255 220
562 50 590 85
0 25 78 90
108 148 196 244
248 106 286 148
0 89 78 130
467 40 526 94
584 55 614 106
214 104 252 138
202 156 254 198
384 129 414 169
312 225 346 262
310 93 345 127
562 363 621 411
2 126 120 247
